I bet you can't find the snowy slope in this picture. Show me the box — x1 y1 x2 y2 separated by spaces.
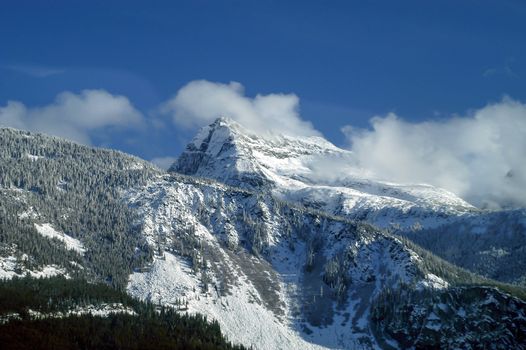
2 126 525 349
171 118 526 287
171 118 476 231
0 254 68 280
124 174 483 350
34 223 86 254
0 127 160 288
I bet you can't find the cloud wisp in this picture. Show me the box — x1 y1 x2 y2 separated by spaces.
160 80 320 137
0 89 144 145
342 98 526 208
2 64 65 78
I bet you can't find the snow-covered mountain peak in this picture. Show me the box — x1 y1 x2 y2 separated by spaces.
171 118 475 230
171 117 349 188
185 116 342 160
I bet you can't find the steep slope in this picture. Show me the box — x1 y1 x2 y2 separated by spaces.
372 285 526 349
170 118 526 286
124 173 526 349
403 208 526 285
124 174 420 348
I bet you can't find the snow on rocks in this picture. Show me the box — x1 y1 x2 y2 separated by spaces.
0 255 68 280
18 206 38 220
127 252 354 350
34 223 85 254
417 273 450 290
124 175 430 350
0 303 136 325
25 153 44 161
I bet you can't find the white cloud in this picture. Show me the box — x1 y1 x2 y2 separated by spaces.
0 90 144 144
160 80 319 137
2 80 523 210
342 97 526 208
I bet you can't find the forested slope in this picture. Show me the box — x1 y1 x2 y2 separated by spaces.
0 128 160 287
0 277 246 350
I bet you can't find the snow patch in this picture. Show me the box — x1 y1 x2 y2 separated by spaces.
1 303 136 324
0 255 68 280
18 207 38 219
25 153 44 161
417 273 450 290
127 162 145 171
34 223 85 254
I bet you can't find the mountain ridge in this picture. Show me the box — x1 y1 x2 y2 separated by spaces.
171 117 476 230
170 118 526 286
1 125 525 349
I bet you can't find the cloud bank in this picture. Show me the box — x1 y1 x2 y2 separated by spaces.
0 90 143 145
2 80 524 209
343 98 526 208
161 80 319 137
161 82 526 208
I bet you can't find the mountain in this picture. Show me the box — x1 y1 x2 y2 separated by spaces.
171 117 475 230
1 126 525 349
171 118 526 286
124 172 526 349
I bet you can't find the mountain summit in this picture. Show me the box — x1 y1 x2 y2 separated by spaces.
171 117 474 230
171 117 343 187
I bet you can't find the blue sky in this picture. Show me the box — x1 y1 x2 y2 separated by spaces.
1 0 526 207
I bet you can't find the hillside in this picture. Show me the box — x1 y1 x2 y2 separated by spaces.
1 125 525 349
0 276 245 350
171 118 526 286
